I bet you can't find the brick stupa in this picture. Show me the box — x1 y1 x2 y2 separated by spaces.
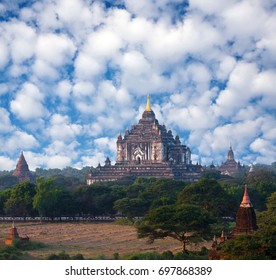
231 185 258 235
5 222 29 245
13 152 34 183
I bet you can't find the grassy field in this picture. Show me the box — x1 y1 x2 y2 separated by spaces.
0 222 189 259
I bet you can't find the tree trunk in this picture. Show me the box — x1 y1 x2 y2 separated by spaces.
181 234 186 252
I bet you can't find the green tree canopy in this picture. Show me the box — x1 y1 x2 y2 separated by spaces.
33 177 72 218
4 182 37 217
178 178 234 218
137 204 213 252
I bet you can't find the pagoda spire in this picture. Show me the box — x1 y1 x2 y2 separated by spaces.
13 151 34 183
145 95 151 111
230 184 257 235
241 184 252 207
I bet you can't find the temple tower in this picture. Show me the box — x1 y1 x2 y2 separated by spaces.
87 96 202 184
13 152 34 183
227 145 234 161
232 185 257 235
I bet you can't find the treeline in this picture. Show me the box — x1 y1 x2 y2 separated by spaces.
0 170 276 259
0 169 275 220
0 166 93 191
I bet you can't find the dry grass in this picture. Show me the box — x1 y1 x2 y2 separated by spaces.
0 222 184 259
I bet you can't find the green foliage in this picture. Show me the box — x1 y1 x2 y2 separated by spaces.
178 178 234 218
12 239 46 251
74 184 116 216
128 251 164 260
114 218 135 225
4 182 37 217
35 166 91 184
137 204 213 251
0 175 18 191
48 251 70 260
202 169 221 180
113 252 120 260
0 245 23 260
33 177 74 218
219 235 268 260
0 189 11 215
47 251 85 260
127 249 208 260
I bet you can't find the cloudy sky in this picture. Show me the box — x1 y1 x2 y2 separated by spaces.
0 0 275 171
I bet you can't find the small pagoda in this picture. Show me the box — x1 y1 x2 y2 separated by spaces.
4 222 29 245
12 152 35 183
231 185 258 235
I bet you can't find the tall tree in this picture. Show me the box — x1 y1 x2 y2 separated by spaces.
33 177 61 219
178 178 234 218
137 204 213 252
4 182 37 217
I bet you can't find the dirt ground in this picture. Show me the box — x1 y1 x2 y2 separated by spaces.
0 222 190 259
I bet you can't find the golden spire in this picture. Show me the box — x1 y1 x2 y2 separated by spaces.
145 95 151 111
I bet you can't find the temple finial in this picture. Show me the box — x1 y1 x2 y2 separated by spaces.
145 95 151 111
241 184 252 206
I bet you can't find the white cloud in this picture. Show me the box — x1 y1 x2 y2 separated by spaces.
0 156 15 171
56 79 72 101
0 0 276 169
8 21 37 63
36 33 76 66
32 59 59 80
0 108 13 133
73 81 95 98
46 154 72 169
213 62 259 118
10 82 47 120
74 52 104 80
47 114 82 142
4 130 39 152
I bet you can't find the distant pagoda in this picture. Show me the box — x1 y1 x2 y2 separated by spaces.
87 96 203 184
217 145 244 176
231 185 258 235
13 152 35 183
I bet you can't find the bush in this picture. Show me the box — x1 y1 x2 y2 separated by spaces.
47 251 85 260
127 252 163 260
13 239 46 251
114 218 134 226
0 245 23 260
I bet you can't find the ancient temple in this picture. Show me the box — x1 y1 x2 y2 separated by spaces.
13 152 35 183
230 185 258 235
87 96 203 184
217 146 244 176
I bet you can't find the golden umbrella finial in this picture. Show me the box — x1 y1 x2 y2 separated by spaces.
145 95 151 111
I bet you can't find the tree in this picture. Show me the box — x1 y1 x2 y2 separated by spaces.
0 175 19 190
114 197 147 219
5 182 37 217
33 177 62 219
137 204 213 252
0 190 11 215
178 178 234 218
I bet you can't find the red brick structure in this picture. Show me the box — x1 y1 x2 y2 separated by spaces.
4 222 29 245
231 185 258 235
13 152 35 183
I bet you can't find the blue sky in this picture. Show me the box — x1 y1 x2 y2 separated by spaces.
0 0 276 171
